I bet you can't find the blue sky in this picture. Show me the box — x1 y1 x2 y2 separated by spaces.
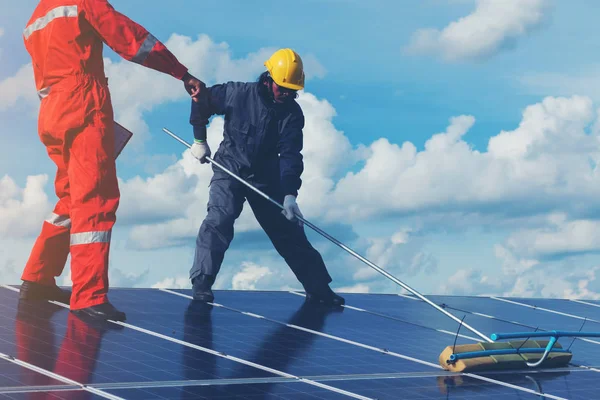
3 0 600 299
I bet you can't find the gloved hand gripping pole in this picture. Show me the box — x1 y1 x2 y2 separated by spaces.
163 127 492 343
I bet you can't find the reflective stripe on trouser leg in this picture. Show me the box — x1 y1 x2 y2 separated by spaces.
63 80 119 310
70 230 111 245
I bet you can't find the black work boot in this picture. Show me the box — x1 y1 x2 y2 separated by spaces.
20 280 72 305
72 302 126 322
306 284 345 307
192 274 216 302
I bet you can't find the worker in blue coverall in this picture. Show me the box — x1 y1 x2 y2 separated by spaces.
188 48 344 307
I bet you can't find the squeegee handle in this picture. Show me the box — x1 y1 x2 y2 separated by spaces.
491 331 600 340
163 127 492 343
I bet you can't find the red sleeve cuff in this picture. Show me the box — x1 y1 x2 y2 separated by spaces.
171 63 188 80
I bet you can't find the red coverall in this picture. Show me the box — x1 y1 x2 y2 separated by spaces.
21 0 189 310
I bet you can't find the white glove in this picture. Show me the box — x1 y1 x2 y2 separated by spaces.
282 195 303 226
191 140 211 163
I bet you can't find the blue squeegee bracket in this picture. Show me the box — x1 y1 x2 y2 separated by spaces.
447 330 600 368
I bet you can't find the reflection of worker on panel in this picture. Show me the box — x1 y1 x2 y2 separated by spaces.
19 0 205 322
15 301 108 399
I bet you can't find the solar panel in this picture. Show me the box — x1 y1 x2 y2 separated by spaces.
2 285 600 399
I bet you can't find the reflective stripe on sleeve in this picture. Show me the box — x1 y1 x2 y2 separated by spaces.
131 33 158 65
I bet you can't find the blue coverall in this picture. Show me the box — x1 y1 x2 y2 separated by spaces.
189 81 333 293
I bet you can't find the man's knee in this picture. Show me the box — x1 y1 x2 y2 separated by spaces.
197 206 238 246
205 206 237 229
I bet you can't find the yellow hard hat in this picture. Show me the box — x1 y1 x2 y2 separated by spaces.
264 48 305 90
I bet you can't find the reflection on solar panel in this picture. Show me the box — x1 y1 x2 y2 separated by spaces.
2 284 600 399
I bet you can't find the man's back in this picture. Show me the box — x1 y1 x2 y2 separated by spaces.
24 0 106 92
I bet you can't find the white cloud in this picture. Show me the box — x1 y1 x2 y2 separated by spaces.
216 261 304 292
301 53 327 80
405 0 550 62
352 229 436 282
335 283 370 293
293 92 364 217
0 63 37 112
442 218 600 299
0 259 20 285
231 263 272 290
116 162 202 226
504 266 600 299
60 264 150 288
152 275 190 289
109 268 150 288
501 216 600 261
0 174 51 239
0 28 4 37
494 243 539 276
439 269 500 297
329 95 600 222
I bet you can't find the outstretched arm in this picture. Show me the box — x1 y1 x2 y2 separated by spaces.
81 0 204 100
81 0 186 78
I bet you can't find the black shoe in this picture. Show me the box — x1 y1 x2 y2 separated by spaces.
20 280 71 305
192 274 215 302
72 302 126 322
306 285 345 307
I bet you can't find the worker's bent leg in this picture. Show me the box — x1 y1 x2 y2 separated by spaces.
22 131 72 286
246 186 332 293
68 84 119 311
190 175 246 281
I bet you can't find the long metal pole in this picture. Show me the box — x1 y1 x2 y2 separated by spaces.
163 127 493 343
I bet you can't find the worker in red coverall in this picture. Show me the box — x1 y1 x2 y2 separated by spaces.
19 0 205 322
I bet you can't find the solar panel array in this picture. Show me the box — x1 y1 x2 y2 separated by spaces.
1 284 600 399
